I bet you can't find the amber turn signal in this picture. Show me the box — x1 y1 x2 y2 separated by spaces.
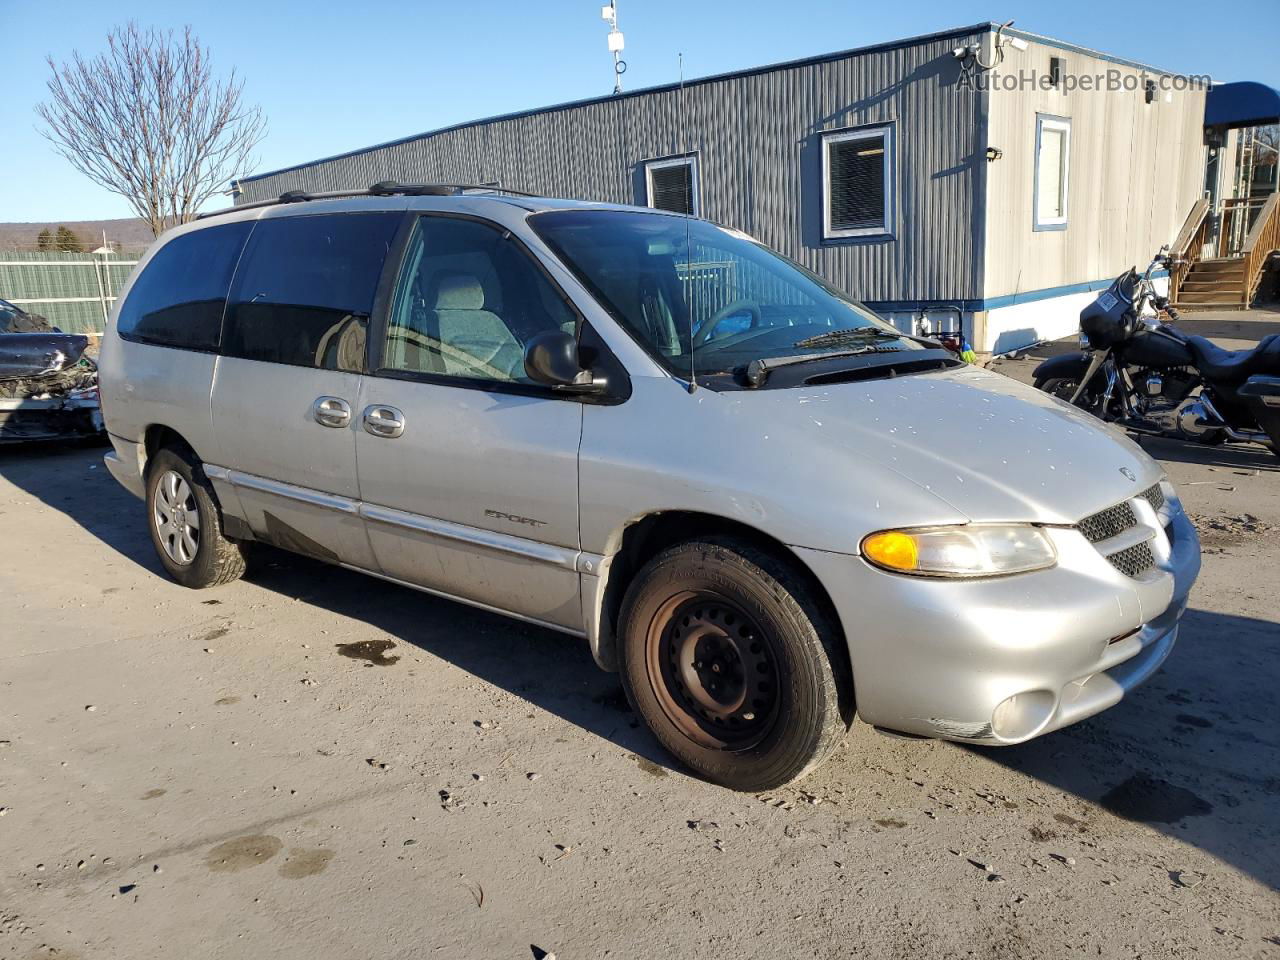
862 530 920 571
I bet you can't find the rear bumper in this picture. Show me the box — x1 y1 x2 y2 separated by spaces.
796 496 1201 744
104 434 145 500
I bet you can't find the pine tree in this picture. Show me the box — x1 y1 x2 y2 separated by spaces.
36 228 54 250
54 226 83 252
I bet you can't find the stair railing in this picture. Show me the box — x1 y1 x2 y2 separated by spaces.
1241 192 1279 306
1169 197 1210 304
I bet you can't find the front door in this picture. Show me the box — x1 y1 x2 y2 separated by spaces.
211 210 403 569
355 213 585 631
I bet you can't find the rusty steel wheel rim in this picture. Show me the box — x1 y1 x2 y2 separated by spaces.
644 592 779 750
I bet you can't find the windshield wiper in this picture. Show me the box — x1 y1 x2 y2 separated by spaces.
740 344 906 388
792 327 905 349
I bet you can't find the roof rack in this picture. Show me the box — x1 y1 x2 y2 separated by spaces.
197 180 543 219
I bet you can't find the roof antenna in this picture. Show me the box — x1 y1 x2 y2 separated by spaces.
602 2 626 94
679 52 697 394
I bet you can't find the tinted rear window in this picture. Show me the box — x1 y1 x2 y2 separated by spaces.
116 222 252 350
222 212 402 371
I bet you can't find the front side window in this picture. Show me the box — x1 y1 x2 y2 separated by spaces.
381 216 578 385
532 209 925 379
645 156 699 215
116 221 253 350
822 126 893 239
1034 115 1071 230
222 212 401 370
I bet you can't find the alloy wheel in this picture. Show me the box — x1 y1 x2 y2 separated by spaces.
153 469 200 565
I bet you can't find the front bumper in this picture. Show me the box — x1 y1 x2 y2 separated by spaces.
0 394 103 443
795 494 1201 744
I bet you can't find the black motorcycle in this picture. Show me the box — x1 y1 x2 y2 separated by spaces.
1033 248 1280 457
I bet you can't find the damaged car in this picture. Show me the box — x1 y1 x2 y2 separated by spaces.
0 298 103 443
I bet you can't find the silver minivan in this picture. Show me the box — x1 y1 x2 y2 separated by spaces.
100 186 1201 790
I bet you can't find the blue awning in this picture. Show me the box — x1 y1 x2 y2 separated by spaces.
1205 81 1280 129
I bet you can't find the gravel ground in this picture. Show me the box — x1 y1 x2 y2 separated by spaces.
2 311 1278 960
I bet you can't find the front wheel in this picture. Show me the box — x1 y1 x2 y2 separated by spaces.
617 538 851 791
145 447 249 589
1038 376 1090 407
1036 375 1118 419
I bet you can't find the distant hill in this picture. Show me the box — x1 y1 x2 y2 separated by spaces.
0 217 154 253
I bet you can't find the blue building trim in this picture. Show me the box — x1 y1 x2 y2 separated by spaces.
983 271 1167 310
866 271 1169 314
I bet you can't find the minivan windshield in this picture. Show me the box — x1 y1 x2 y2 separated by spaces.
531 209 925 378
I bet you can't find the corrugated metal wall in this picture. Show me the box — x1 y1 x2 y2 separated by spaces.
236 29 990 304
982 38 1207 299
0 252 139 333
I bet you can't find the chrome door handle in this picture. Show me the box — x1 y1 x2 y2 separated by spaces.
313 396 352 428
362 404 405 439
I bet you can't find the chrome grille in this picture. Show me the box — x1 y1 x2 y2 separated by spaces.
1076 501 1138 544
1107 541 1156 578
1137 483 1165 513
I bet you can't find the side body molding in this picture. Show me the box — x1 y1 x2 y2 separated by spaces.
205 463 607 645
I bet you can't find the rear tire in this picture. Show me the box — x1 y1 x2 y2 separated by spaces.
617 537 851 791
145 446 248 589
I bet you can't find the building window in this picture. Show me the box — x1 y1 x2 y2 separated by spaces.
1034 115 1071 231
1048 56 1064 88
822 126 893 240
645 156 699 215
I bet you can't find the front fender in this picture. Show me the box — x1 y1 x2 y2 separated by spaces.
1032 352 1096 386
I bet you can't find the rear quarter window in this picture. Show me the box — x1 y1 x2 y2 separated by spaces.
222 212 402 371
116 221 253 351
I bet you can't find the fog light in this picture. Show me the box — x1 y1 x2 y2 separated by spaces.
991 690 1056 741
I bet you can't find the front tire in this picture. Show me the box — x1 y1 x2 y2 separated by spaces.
1038 376 1091 409
618 538 851 791
145 446 248 589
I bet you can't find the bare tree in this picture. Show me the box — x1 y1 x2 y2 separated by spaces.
37 23 266 237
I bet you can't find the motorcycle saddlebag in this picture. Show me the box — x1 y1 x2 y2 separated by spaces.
1239 375 1280 450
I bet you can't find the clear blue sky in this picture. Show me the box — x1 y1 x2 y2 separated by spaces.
2 0 1277 222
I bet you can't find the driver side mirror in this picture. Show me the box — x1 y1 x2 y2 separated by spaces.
524 330 605 393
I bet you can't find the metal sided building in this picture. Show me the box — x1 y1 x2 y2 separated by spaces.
234 22 1213 353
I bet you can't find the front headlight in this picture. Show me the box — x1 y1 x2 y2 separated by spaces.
861 525 1057 578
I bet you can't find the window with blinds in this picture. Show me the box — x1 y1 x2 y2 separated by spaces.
1034 115 1071 230
822 127 892 239
645 156 698 215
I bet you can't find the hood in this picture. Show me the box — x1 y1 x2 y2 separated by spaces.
722 365 1162 525
0 333 90 381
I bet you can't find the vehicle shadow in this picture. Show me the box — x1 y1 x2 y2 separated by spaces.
241 543 666 767
0 442 664 767
0 439 165 577
968 605 1280 892
4 443 1278 891
1136 434 1280 472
